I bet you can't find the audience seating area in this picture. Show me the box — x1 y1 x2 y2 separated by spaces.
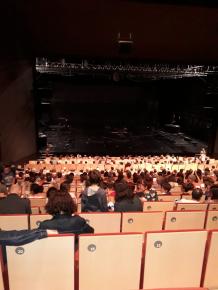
1 205 218 233
0 155 218 289
1 230 218 290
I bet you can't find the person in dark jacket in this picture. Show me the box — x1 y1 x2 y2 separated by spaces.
39 190 94 234
0 229 53 246
81 170 108 212
0 184 31 214
114 181 143 212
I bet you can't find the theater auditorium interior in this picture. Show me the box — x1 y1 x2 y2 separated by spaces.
0 1 218 290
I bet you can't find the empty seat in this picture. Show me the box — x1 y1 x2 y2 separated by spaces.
143 201 174 212
0 215 28 230
158 195 180 202
29 214 52 229
208 203 218 211
122 211 164 232
205 211 218 230
142 230 207 289
202 230 218 289
164 211 206 230
79 233 143 290
176 203 208 211
79 212 121 233
7 234 75 290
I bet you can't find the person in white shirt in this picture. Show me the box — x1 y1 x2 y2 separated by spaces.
177 188 203 203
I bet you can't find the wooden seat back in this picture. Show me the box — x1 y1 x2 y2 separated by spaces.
7 235 75 290
79 233 143 290
79 212 121 233
0 215 28 230
143 201 174 212
143 230 207 288
202 230 218 289
29 214 52 229
122 211 164 232
164 211 206 230
205 210 218 229
176 203 208 211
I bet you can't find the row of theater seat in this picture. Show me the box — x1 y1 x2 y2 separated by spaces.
1 230 218 290
29 197 218 213
0 210 218 233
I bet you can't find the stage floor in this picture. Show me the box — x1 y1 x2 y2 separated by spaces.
39 126 207 156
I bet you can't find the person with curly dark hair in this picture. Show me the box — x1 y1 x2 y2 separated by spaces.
39 190 94 234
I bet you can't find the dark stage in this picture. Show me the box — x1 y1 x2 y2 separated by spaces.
35 61 216 156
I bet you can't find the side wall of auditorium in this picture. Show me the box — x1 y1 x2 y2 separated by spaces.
0 60 37 163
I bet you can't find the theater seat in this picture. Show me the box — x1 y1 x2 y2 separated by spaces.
143 201 174 212
0 214 28 230
79 212 121 233
79 233 143 290
208 203 218 211
29 214 52 229
142 230 207 289
6 234 75 290
202 230 218 289
176 203 208 211
205 211 218 230
121 211 164 232
164 211 206 230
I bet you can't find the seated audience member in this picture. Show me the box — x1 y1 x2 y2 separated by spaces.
2 165 14 188
0 229 57 246
144 189 159 202
60 181 76 202
0 184 31 214
135 179 146 198
39 190 94 234
46 187 58 200
161 182 172 195
81 170 108 212
177 188 203 203
209 185 218 202
114 182 143 212
182 182 194 194
0 175 7 196
144 175 153 190
30 183 44 196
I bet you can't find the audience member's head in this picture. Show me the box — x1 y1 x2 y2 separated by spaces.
144 175 153 190
45 173 52 183
182 182 194 193
114 182 133 201
45 190 76 216
60 181 71 193
30 183 43 195
46 187 58 199
88 170 101 186
191 188 203 201
162 182 172 194
65 173 74 184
